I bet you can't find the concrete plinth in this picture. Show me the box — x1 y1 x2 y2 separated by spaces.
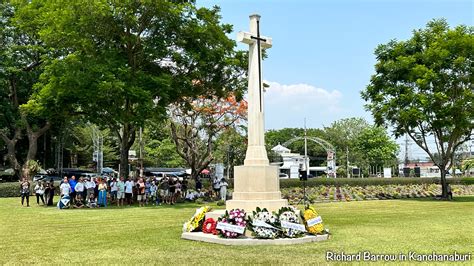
226 165 288 213
181 232 329 246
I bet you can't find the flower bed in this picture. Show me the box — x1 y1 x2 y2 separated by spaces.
282 184 474 205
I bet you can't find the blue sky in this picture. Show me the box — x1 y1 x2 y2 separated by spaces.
198 0 473 133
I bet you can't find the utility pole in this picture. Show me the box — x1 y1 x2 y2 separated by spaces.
304 118 309 177
404 134 409 166
139 127 143 178
346 146 350 178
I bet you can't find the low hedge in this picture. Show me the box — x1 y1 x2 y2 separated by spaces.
279 177 469 188
0 182 21 198
2 177 472 198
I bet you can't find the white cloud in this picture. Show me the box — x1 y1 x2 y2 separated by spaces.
265 81 342 111
260 81 344 129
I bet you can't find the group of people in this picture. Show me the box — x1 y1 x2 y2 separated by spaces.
20 173 230 209
20 178 57 207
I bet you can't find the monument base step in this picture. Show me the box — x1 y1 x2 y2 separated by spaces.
225 199 288 213
181 232 329 246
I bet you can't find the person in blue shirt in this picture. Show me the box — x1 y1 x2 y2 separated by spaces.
145 179 151 205
68 176 77 204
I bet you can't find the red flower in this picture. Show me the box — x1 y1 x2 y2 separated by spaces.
202 218 217 234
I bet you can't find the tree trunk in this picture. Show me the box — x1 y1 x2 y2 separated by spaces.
119 124 136 179
21 122 51 181
440 167 448 200
0 129 22 179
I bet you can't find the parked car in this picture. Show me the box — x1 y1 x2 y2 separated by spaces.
33 174 62 182
279 173 289 179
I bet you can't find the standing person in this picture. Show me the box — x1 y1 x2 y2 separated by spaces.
168 177 176 205
69 176 77 204
85 178 96 200
116 177 125 207
150 180 158 205
93 177 99 200
144 179 151 205
136 178 146 207
195 178 202 192
212 176 221 200
175 180 182 200
158 176 169 205
124 177 134 206
219 178 228 201
110 178 118 204
34 181 45 205
74 177 85 202
60 177 71 198
181 178 188 198
20 178 31 207
98 179 107 207
46 179 56 206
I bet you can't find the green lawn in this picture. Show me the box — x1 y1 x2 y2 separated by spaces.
1 197 473 265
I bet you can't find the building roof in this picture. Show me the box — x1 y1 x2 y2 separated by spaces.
271 143 291 153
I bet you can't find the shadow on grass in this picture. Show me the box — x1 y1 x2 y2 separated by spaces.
399 195 474 203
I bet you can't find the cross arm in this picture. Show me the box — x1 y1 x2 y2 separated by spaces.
237 31 273 48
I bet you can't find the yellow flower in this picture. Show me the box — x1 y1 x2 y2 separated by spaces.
303 206 324 234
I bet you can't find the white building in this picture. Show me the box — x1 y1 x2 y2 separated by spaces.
271 144 307 178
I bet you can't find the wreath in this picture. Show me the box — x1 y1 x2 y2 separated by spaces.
182 206 212 233
276 207 306 238
302 205 325 235
216 208 247 238
248 207 279 239
202 218 218 234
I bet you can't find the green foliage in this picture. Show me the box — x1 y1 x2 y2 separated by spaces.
353 126 399 167
216 200 225 206
0 182 19 198
362 19 473 166
322 117 370 167
361 19 473 198
20 1 246 177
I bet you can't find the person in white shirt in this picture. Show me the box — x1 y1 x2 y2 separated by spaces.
85 178 96 199
74 177 85 203
60 177 71 197
110 178 118 203
219 178 228 201
124 178 134 206
34 181 45 205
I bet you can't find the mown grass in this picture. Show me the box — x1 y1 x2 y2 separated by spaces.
1 197 473 265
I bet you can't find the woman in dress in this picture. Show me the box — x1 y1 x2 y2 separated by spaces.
98 178 108 207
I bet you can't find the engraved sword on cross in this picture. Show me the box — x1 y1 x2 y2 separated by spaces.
238 14 272 112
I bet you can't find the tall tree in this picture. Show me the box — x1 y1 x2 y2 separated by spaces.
24 1 246 178
362 19 473 199
322 118 371 175
169 95 247 180
353 126 399 173
0 2 51 179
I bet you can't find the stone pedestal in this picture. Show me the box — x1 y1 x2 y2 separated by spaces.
226 165 287 212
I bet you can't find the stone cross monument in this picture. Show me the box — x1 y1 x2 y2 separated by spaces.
226 14 288 212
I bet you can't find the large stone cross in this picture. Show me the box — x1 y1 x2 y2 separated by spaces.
238 14 272 166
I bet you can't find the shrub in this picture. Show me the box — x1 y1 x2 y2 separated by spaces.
0 182 20 198
216 200 225 206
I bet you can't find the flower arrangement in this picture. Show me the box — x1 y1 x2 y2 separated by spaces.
302 205 325 235
202 218 217 234
248 207 279 239
216 208 246 238
182 206 212 233
276 207 305 238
